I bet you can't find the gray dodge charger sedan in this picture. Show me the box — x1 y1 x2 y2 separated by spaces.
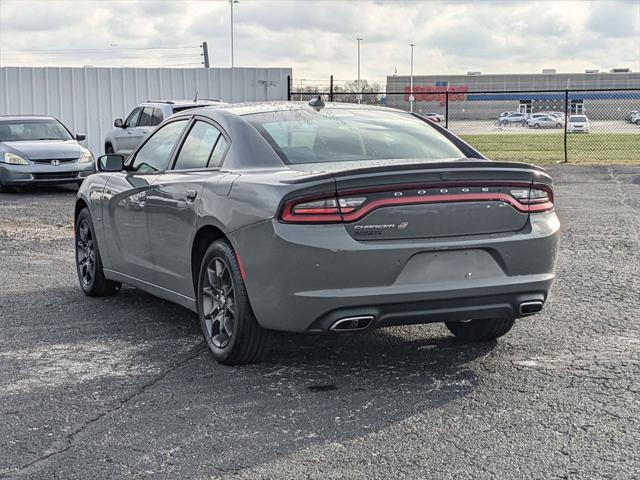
75 101 559 365
0 115 95 191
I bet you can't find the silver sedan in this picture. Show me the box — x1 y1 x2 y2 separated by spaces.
0 115 95 192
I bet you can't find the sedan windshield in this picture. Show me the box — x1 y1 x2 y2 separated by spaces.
0 119 72 142
570 116 587 123
247 108 464 164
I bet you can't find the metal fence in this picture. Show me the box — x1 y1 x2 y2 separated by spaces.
0 67 292 155
287 78 640 164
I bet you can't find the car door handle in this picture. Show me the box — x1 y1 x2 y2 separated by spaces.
186 190 198 201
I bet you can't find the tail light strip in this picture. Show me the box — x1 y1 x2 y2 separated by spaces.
280 183 553 224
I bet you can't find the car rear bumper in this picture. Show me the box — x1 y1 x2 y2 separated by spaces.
0 162 95 185
231 211 560 333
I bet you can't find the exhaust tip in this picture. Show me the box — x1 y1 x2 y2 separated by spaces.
519 301 543 316
329 315 374 332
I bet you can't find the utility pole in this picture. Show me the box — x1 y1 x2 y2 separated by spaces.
356 37 363 104
230 0 239 68
201 42 210 68
409 43 415 113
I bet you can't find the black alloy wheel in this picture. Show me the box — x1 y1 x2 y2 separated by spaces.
76 218 96 287
202 257 236 349
197 239 268 365
74 208 121 296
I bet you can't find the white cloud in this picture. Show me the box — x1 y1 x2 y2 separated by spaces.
0 0 638 83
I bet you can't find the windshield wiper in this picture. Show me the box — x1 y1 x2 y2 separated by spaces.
36 138 63 141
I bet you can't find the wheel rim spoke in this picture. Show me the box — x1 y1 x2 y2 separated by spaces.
202 256 235 349
76 219 96 286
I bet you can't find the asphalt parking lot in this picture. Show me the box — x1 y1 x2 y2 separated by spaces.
1 165 639 479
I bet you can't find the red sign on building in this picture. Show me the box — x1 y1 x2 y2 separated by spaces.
404 85 469 106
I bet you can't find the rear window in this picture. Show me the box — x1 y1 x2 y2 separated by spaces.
247 108 464 164
570 116 587 122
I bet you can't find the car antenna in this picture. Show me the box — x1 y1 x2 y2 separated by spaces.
308 95 325 110
193 91 198 102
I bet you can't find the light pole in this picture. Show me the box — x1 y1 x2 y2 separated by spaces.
409 43 415 112
356 37 363 104
299 78 306 100
230 0 239 68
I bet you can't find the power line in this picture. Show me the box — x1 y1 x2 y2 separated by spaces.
0 45 200 54
2 53 200 61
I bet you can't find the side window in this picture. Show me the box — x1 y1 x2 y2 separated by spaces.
208 135 229 167
173 121 222 170
138 107 154 127
124 107 142 128
131 120 188 172
151 108 163 126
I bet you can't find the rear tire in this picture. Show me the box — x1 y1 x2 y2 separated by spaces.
445 317 514 342
75 208 122 296
197 239 268 365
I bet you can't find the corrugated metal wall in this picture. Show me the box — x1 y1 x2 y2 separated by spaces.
0 66 291 155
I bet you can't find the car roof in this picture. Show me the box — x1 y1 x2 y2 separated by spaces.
185 101 405 118
142 99 223 108
0 115 57 121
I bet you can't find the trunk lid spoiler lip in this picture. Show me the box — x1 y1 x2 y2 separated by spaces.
280 160 550 185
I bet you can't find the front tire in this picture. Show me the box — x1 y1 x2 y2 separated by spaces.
445 318 514 341
197 239 268 365
75 208 121 296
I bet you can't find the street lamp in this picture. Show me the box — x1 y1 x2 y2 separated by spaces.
409 43 415 113
230 0 239 68
299 78 306 100
356 37 363 104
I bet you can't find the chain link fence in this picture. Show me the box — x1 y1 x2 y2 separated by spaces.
287 77 640 164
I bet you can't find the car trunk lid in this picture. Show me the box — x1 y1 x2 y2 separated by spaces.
281 160 552 240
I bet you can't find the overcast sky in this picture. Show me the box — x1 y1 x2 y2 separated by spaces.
0 0 639 85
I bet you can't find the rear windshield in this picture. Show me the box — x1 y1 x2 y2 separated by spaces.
247 108 464 164
0 119 72 142
570 116 587 122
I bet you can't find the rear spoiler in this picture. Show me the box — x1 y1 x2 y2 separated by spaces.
282 160 549 185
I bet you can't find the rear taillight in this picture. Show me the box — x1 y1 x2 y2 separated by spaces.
280 183 554 224
281 196 342 223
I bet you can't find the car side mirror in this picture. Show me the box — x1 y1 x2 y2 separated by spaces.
76 133 86 141
114 118 124 128
97 154 124 172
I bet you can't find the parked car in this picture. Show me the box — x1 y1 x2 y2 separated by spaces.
630 112 640 125
624 110 639 123
531 112 564 120
76 101 559 365
567 115 590 133
527 115 564 129
499 111 517 118
104 99 223 156
423 112 445 123
0 115 94 192
499 112 529 125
